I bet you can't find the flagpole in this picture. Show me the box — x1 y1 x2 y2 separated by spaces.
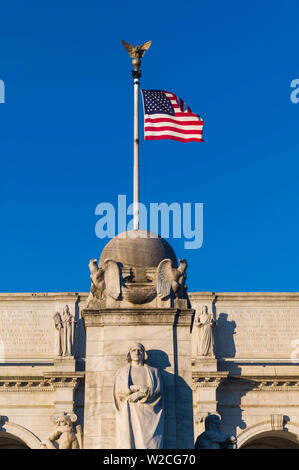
121 40 152 232
133 68 140 231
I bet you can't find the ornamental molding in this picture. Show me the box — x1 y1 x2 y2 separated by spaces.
189 292 299 302
221 375 299 392
82 308 194 327
192 373 299 391
0 292 85 302
0 373 84 392
192 372 228 389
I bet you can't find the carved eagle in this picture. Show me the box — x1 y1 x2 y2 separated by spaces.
88 258 121 302
121 40 152 59
156 258 188 299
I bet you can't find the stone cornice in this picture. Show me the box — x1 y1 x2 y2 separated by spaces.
192 372 299 391
226 375 299 391
192 372 228 389
82 308 194 327
2 291 299 299
2 291 299 302
0 292 87 301
0 373 85 392
189 292 299 302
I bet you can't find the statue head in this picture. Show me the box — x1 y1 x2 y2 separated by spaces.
51 412 77 429
205 414 221 432
179 259 188 271
62 305 71 318
53 312 62 327
201 305 208 315
127 342 148 365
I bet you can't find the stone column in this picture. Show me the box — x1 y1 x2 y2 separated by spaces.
82 308 194 449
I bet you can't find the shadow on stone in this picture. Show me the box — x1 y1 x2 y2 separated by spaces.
215 313 236 359
147 349 194 449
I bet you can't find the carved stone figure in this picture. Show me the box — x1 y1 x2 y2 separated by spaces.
113 342 164 449
87 258 121 307
54 306 76 357
156 258 188 300
195 305 216 356
88 259 105 300
41 412 83 449
61 305 75 356
53 312 63 357
195 414 236 449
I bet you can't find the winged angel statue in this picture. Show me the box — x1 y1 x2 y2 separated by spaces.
87 259 122 307
121 40 152 70
156 259 188 300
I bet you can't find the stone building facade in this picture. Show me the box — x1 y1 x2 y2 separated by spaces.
0 231 299 449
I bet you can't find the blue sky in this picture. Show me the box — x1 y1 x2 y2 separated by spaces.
1 0 299 292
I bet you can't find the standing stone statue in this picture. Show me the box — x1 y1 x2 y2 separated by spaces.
61 305 75 356
195 305 216 357
53 306 76 357
53 312 63 357
195 414 236 449
113 342 164 449
40 412 83 449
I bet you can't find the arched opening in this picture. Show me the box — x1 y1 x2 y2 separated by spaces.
240 431 299 449
0 432 29 449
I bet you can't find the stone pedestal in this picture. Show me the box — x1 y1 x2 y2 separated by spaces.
192 355 227 441
53 357 76 372
193 357 217 372
82 308 194 449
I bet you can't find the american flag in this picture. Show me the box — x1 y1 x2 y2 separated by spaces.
141 89 204 143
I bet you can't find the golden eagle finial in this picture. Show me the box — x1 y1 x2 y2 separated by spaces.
121 40 152 59
121 40 152 71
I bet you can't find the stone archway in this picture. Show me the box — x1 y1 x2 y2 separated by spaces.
0 421 41 449
240 431 299 449
0 432 29 449
237 419 299 449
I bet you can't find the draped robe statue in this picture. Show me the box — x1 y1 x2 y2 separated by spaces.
113 343 164 449
61 305 75 356
196 305 216 356
54 306 76 357
53 312 63 357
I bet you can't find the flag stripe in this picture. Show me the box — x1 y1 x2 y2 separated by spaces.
145 135 203 143
145 115 202 123
145 130 203 138
145 119 203 128
145 125 203 134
